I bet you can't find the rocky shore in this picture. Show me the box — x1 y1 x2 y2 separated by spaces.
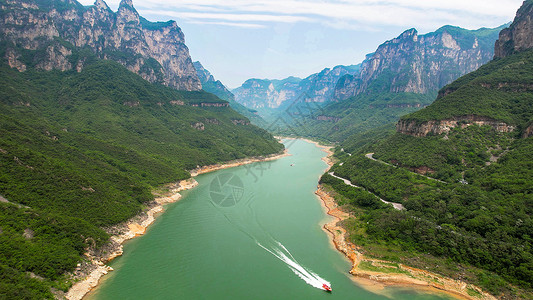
65 150 288 300
314 146 496 300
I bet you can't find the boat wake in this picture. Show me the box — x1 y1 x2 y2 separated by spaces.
208 177 331 291
257 241 331 292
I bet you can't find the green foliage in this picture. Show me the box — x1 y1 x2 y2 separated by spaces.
283 92 435 142
139 17 174 31
374 125 513 182
332 155 443 203
331 126 533 294
319 174 388 209
0 203 108 280
0 264 54 299
0 58 282 295
403 50 533 128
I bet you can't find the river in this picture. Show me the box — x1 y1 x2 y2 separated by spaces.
87 139 453 300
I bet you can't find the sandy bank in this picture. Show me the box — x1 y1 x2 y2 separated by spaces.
66 150 288 300
313 143 495 300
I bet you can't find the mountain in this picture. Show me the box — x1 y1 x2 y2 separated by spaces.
495 0 533 58
334 25 506 101
0 0 201 90
294 25 506 142
0 1 283 297
193 61 264 125
325 2 533 297
233 65 360 109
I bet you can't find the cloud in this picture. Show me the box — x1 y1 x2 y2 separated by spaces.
78 0 522 31
187 20 267 28
144 10 312 23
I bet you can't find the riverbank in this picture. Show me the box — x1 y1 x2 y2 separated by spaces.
313 144 495 300
65 150 289 300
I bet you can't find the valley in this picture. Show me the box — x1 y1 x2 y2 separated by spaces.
0 0 531 299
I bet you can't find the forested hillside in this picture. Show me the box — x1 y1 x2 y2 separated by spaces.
286 25 505 142
0 58 282 297
322 8 533 297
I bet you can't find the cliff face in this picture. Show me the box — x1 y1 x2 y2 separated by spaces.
397 1 533 139
495 0 533 58
397 116 516 137
193 61 234 101
233 78 301 109
0 0 201 91
233 65 359 109
334 26 503 101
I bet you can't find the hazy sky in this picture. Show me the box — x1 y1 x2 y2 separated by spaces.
78 0 523 88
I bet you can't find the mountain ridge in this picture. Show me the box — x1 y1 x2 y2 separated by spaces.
232 65 360 109
1 0 201 90
334 25 506 101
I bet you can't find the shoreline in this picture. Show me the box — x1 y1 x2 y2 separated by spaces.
313 144 495 300
65 150 289 300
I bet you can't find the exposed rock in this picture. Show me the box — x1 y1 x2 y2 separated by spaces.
524 123 533 138
204 118 220 125
231 119 250 125
191 122 205 130
191 102 229 108
495 0 533 58
334 25 503 101
5 48 27 72
23 228 34 239
193 61 235 102
233 65 359 109
123 101 140 107
169 100 185 106
0 0 201 91
397 115 516 137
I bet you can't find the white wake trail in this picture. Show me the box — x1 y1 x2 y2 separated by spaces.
257 242 330 291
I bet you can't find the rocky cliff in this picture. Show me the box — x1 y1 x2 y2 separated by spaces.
397 1 533 138
495 0 533 58
334 25 504 101
233 65 359 109
0 0 201 91
233 77 303 109
396 115 516 137
193 61 234 102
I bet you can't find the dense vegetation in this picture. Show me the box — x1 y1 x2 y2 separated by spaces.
325 128 532 296
402 49 533 127
200 80 266 127
0 58 282 296
274 92 435 142
323 48 533 297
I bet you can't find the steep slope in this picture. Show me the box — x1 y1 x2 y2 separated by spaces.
193 61 264 125
325 3 533 297
334 25 505 101
0 0 201 90
0 1 283 296
297 25 505 142
0 58 283 297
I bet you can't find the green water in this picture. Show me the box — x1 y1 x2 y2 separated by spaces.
88 139 453 300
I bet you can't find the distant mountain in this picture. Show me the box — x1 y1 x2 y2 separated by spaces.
1 0 201 90
334 25 506 101
327 2 533 297
193 61 264 125
296 24 506 142
233 65 360 109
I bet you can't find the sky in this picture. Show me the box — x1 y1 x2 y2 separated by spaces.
78 0 523 88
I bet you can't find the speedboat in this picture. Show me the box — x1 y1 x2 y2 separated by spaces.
322 283 332 292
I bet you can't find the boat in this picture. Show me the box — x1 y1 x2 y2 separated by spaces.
322 283 332 292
